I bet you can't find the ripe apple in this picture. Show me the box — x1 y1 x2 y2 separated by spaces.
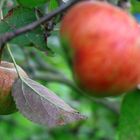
0 61 28 115
60 1 140 97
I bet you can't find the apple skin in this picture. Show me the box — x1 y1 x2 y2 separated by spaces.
60 1 140 97
0 61 28 115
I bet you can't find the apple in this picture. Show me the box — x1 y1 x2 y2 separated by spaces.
60 1 140 97
0 61 28 115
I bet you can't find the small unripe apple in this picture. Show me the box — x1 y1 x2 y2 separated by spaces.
0 61 28 115
60 1 140 97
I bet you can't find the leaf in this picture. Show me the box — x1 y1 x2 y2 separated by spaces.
118 90 140 140
12 78 86 127
0 7 52 53
17 0 48 8
48 0 59 11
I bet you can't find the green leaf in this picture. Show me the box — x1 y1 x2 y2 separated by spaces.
0 7 51 52
48 0 59 11
130 0 140 13
118 90 140 140
17 0 49 8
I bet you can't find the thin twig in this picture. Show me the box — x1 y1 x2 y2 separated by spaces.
0 0 79 48
7 44 22 79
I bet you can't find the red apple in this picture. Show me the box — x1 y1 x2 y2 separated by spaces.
0 61 28 115
60 1 140 97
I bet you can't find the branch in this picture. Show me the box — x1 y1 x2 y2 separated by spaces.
0 0 79 48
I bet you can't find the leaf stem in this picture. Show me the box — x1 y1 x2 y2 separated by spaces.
7 44 22 79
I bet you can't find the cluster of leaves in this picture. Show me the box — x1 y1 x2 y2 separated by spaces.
1 0 85 128
1 0 140 140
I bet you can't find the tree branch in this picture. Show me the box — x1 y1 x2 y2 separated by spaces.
0 0 79 48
